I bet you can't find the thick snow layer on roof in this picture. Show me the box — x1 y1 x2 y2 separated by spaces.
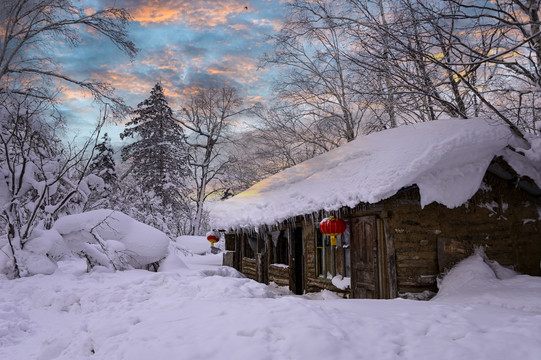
211 118 538 229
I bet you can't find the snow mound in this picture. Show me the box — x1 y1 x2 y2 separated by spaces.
197 266 245 278
433 250 541 313
158 248 189 272
54 210 169 269
211 118 535 229
175 235 211 255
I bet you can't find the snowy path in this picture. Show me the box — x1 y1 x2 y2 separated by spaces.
1 254 540 360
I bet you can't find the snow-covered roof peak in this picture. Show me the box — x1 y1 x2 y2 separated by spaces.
210 118 539 230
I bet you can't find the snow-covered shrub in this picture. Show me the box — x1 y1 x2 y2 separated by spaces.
0 209 170 276
54 209 169 270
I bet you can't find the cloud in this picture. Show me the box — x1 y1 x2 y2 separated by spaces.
140 46 186 74
56 0 284 139
205 54 262 85
252 18 283 32
118 0 251 28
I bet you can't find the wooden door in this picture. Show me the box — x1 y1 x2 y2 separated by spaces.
351 216 379 299
289 227 304 295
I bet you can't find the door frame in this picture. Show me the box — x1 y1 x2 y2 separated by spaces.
350 215 393 299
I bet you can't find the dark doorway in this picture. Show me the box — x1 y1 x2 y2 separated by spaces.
290 227 304 295
351 216 379 298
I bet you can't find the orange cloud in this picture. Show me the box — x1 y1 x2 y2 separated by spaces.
140 46 185 74
205 54 264 84
90 65 154 98
252 18 283 31
127 0 250 27
58 88 93 105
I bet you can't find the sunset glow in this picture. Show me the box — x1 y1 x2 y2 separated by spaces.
56 0 283 133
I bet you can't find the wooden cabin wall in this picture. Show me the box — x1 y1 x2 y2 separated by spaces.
382 172 540 295
268 264 289 287
241 257 257 281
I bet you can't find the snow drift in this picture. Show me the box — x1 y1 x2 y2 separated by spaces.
0 210 171 277
433 249 541 313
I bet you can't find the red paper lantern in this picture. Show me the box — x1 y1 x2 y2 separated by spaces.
206 230 220 247
319 216 346 246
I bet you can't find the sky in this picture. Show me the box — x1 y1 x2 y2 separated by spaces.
58 0 285 143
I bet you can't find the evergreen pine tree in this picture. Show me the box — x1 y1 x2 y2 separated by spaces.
90 133 118 189
84 133 119 211
120 83 190 230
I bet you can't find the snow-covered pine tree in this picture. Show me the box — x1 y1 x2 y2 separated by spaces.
85 133 118 210
90 133 118 188
120 83 190 232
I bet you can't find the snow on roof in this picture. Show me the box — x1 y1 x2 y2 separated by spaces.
211 118 540 230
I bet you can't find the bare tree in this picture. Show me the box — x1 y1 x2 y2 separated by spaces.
0 0 137 115
261 0 376 144
176 87 245 235
433 0 541 136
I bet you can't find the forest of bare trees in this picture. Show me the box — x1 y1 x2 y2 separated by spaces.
257 0 540 151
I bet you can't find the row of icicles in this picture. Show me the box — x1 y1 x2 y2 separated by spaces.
204 216 347 247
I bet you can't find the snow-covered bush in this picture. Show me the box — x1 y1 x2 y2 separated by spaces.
54 210 169 270
0 209 170 276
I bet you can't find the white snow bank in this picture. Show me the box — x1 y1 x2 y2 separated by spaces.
433 250 541 313
54 210 169 268
211 118 536 229
157 248 189 272
175 235 212 254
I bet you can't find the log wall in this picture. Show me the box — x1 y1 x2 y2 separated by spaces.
268 264 289 287
241 258 257 281
380 172 540 295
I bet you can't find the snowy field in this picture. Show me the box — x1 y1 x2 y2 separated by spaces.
1 252 541 360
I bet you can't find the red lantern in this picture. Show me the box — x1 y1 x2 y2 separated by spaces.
206 230 220 247
319 216 346 246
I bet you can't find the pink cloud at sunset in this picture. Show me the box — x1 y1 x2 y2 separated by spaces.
49 0 285 137
124 0 250 27
206 54 264 84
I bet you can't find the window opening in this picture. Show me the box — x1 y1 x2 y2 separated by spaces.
315 220 350 279
271 230 289 265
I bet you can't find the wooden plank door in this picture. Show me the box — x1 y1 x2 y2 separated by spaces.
351 216 379 299
289 227 304 295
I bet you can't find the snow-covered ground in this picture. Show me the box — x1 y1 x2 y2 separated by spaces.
1 252 540 360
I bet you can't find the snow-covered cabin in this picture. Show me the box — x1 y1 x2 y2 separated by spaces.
211 118 541 298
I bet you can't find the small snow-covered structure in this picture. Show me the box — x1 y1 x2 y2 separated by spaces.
211 118 541 298
175 235 213 255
